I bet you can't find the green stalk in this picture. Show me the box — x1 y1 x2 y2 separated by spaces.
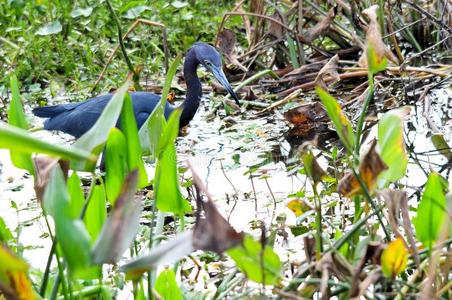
354 72 375 157
312 184 323 258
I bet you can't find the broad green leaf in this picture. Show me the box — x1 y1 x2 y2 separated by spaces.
92 171 141 265
381 237 408 278
7 74 34 174
138 56 181 155
157 107 182 155
105 128 128 205
154 143 191 214
302 150 326 184
120 94 148 188
36 21 62 36
72 78 132 170
227 235 282 285
0 122 96 162
0 217 13 243
154 269 183 300
43 166 91 275
84 180 107 243
413 173 448 250
367 44 387 75
316 87 355 154
67 172 85 219
378 108 409 184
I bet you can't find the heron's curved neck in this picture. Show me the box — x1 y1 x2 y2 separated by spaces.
179 48 202 127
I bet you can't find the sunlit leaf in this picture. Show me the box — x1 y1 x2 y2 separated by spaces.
36 21 62 36
0 217 13 243
43 166 91 276
413 173 448 250
286 199 312 217
154 269 183 300
367 44 387 75
71 7 93 18
431 133 452 161
138 56 181 155
67 172 85 219
381 237 408 278
120 94 148 188
0 246 28 273
92 171 141 265
7 74 34 174
155 143 191 214
72 77 132 170
123 5 150 19
378 107 409 184
105 128 127 205
84 179 107 243
0 122 96 163
227 235 282 285
316 87 355 154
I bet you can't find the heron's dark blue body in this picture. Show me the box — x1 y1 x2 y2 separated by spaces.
32 42 240 138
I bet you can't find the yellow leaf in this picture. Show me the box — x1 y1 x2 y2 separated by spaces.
10 272 35 300
381 237 408 278
286 199 312 217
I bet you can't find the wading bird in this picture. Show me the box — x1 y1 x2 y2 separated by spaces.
33 42 240 138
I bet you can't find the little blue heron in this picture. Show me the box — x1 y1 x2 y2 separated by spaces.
32 42 240 138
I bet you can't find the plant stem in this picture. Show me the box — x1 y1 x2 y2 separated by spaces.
354 72 374 158
312 183 323 258
104 0 140 89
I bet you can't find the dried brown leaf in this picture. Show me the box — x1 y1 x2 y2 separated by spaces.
303 7 337 43
338 140 388 197
33 156 69 202
284 102 327 125
358 5 399 67
314 55 340 90
268 11 285 39
217 28 248 72
189 162 243 254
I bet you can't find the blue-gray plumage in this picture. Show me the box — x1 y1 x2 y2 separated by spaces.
32 42 240 138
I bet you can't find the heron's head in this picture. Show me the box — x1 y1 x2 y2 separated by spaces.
192 42 240 106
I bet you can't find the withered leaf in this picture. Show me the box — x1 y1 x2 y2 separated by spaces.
314 55 340 90
189 162 243 254
303 7 337 43
358 5 399 68
92 170 142 264
33 155 69 202
268 11 285 39
338 140 388 197
217 28 247 72
284 102 327 125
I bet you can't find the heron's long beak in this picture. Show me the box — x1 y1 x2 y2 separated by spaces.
211 66 241 106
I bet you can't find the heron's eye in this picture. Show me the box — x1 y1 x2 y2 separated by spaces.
205 60 212 66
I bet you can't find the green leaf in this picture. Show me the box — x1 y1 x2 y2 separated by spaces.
0 217 13 243
431 133 452 161
72 78 132 170
367 44 387 75
71 7 93 18
154 143 191 214
227 235 281 285
316 87 355 154
0 122 96 162
138 56 181 155
120 94 148 188
105 128 128 205
413 173 448 250
67 172 85 219
156 108 182 155
378 107 409 184
36 21 62 36
43 166 91 276
154 269 183 300
7 74 34 174
84 180 107 243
